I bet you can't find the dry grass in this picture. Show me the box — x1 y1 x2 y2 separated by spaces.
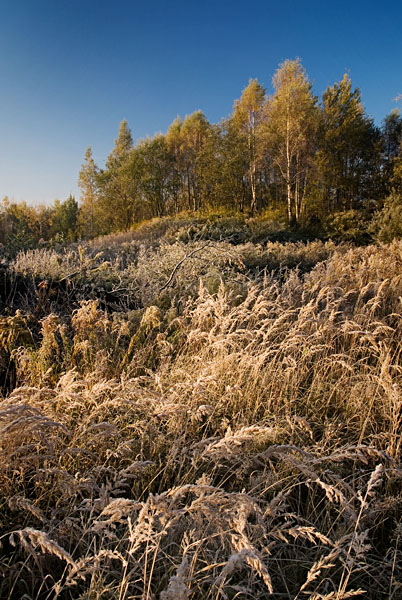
0 237 401 598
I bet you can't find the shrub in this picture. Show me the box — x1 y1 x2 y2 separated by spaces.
372 192 402 242
324 209 373 243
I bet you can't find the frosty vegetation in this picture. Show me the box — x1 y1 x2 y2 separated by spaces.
0 215 401 599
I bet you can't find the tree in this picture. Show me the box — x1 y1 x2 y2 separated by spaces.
99 120 138 231
166 111 212 212
78 147 100 238
232 79 266 214
180 111 212 211
365 133 402 243
316 74 382 214
51 195 78 241
382 110 402 192
134 135 177 218
34 204 53 241
391 139 402 192
1 199 40 250
166 117 184 213
265 59 319 224
372 191 402 242
383 109 402 161
106 119 134 170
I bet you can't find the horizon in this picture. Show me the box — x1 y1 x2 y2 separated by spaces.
1 0 401 206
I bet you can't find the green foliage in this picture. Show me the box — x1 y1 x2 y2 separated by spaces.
2 59 402 249
324 209 372 243
78 146 101 238
168 110 214 212
105 119 134 170
232 78 266 213
382 109 402 190
134 135 177 218
3 59 402 600
51 195 78 241
316 74 382 214
383 109 402 160
97 120 138 232
391 138 402 192
265 59 319 224
372 192 402 242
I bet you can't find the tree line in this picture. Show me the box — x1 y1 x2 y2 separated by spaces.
2 58 402 251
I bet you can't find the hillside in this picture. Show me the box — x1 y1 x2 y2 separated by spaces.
0 219 401 599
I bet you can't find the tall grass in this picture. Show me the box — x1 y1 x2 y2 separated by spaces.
0 235 401 599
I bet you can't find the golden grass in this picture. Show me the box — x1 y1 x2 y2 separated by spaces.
0 239 401 598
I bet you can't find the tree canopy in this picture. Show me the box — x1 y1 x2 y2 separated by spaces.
3 59 402 249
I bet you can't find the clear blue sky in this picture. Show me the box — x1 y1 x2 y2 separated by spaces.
0 0 401 205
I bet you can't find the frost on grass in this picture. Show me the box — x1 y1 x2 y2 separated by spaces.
0 238 401 598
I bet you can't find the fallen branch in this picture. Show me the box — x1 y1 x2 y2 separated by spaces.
159 241 212 292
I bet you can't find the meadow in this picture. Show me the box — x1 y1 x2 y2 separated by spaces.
0 216 401 599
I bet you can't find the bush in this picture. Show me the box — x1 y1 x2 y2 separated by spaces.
324 209 372 243
372 192 402 242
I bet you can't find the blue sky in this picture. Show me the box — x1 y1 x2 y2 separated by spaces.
0 0 401 205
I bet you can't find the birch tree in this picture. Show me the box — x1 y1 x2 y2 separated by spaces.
265 60 318 224
232 79 266 214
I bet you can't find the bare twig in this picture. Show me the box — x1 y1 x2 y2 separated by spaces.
159 241 212 292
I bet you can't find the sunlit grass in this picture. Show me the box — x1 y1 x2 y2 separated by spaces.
0 228 401 598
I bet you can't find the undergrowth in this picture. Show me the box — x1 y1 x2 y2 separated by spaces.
0 227 401 599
